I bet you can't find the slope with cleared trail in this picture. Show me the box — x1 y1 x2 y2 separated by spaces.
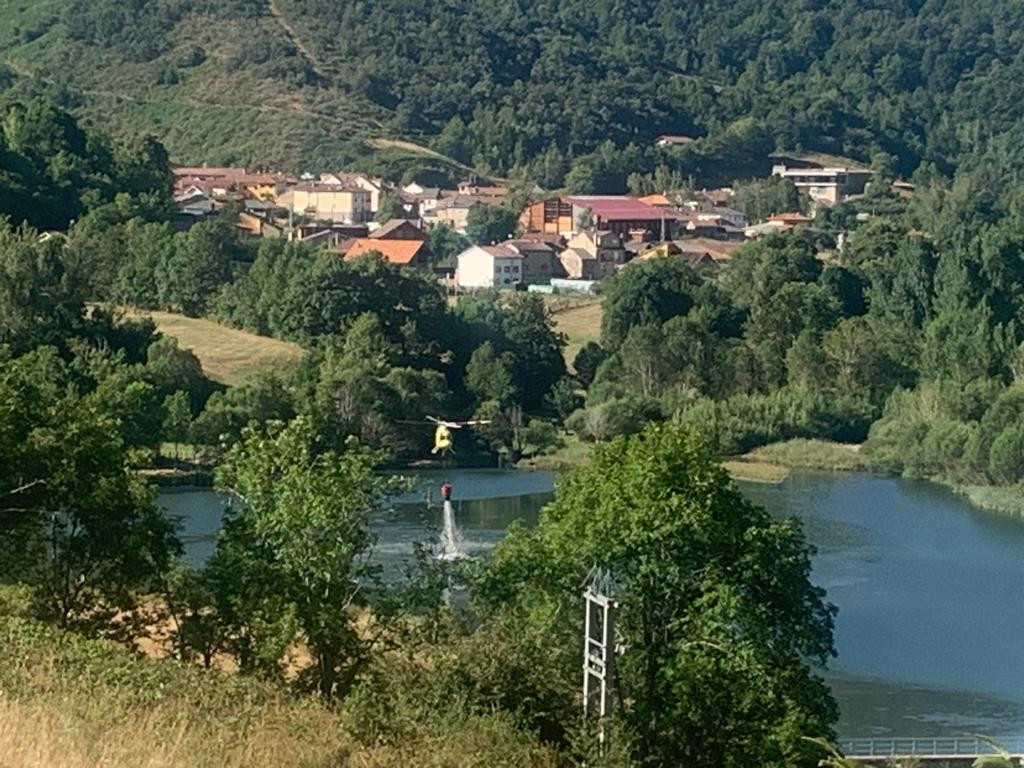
266 0 330 81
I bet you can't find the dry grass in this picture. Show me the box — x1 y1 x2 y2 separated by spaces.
744 439 867 472
0 695 350 768
547 297 604 368
368 137 475 172
0 616 558 768
722 460 791 484
139 310 304 386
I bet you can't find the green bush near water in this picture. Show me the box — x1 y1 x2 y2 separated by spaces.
746 439 868 472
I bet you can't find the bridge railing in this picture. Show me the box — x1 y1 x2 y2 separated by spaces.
838 737 1024 758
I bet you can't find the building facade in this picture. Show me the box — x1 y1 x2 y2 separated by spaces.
772 162 872 206
280 183 372 224
456 245 523 289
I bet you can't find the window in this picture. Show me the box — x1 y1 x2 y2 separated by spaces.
504 266 511 273
513 265 520 273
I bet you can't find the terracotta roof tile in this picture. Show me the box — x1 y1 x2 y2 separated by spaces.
344 239 427 265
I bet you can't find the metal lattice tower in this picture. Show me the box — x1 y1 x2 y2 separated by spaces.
582 567 617 743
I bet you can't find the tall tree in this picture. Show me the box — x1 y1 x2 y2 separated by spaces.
465 204 519 245
475 422 837 767
214 418 405 697
0 347 178 636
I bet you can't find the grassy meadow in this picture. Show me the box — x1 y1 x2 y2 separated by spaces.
744 439 867 472
546 296 603 368
0 615 557 768
141 310 304 386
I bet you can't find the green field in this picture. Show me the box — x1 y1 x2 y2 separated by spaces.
547 296 603 368
139 310 304 386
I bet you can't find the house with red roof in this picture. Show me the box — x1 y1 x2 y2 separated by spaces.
342 238 432 268
521 196 681 240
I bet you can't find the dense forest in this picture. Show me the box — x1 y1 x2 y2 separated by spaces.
4 0 1024 186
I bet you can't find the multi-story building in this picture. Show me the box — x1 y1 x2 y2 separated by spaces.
772 161 872 206
521 196 679 239
558 230 628 280
278 183 372 224
455 245 523 289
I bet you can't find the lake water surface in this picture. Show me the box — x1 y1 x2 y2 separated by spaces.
158 468 1024 739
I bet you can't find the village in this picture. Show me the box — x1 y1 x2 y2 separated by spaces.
171 155 888 294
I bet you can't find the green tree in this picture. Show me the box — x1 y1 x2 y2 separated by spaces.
573 341 606 389
476 423 837 767
214 418 406 697
723 234 822 311
546 376 580 423
465 341 517 406
373 193 408 223
163 563 221 668
0 347 178 636
162 390 193 462
601 258 704 350
0 222 87 354
158 219 238 316
988 422 1024 485
731 176 805 221
425 223 468 265
191 373 295 448
144 336 212 409
465 204 519 245
499 294 567 409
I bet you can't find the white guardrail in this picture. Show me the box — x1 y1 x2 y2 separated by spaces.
839 737 1024 759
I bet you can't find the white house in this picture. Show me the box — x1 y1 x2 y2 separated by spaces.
771 162 872 206
456 245 523 289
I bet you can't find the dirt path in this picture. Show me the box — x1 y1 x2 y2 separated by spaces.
368 137 478 171
266 0 330 81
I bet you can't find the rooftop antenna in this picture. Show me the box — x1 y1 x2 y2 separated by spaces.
582 565 617 749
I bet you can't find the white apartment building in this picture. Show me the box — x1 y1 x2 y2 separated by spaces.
455 245 523 289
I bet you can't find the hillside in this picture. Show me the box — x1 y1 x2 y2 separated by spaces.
0 0 464 178
0 614 556 768
139 310 304 386
547 296 603 368
4 0 1024 185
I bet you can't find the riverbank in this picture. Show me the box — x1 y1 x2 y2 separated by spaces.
745 440 1024 520
957 483 1024 518
517 434 592 471
725 439 868 484
519 436 870 484
744 439 868 472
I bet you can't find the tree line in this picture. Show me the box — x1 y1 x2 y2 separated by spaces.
567 154 1024 494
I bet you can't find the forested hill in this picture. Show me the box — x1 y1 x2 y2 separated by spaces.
2 0 1024 187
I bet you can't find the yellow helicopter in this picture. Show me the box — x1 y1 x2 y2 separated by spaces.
424 416 491 456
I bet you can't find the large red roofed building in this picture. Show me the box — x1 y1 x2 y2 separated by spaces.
521 196 680 240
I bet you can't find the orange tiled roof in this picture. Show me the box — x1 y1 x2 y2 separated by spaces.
344 238 427 265
638 194 672 207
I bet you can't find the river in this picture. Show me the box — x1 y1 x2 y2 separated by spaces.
158 468 1024 739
